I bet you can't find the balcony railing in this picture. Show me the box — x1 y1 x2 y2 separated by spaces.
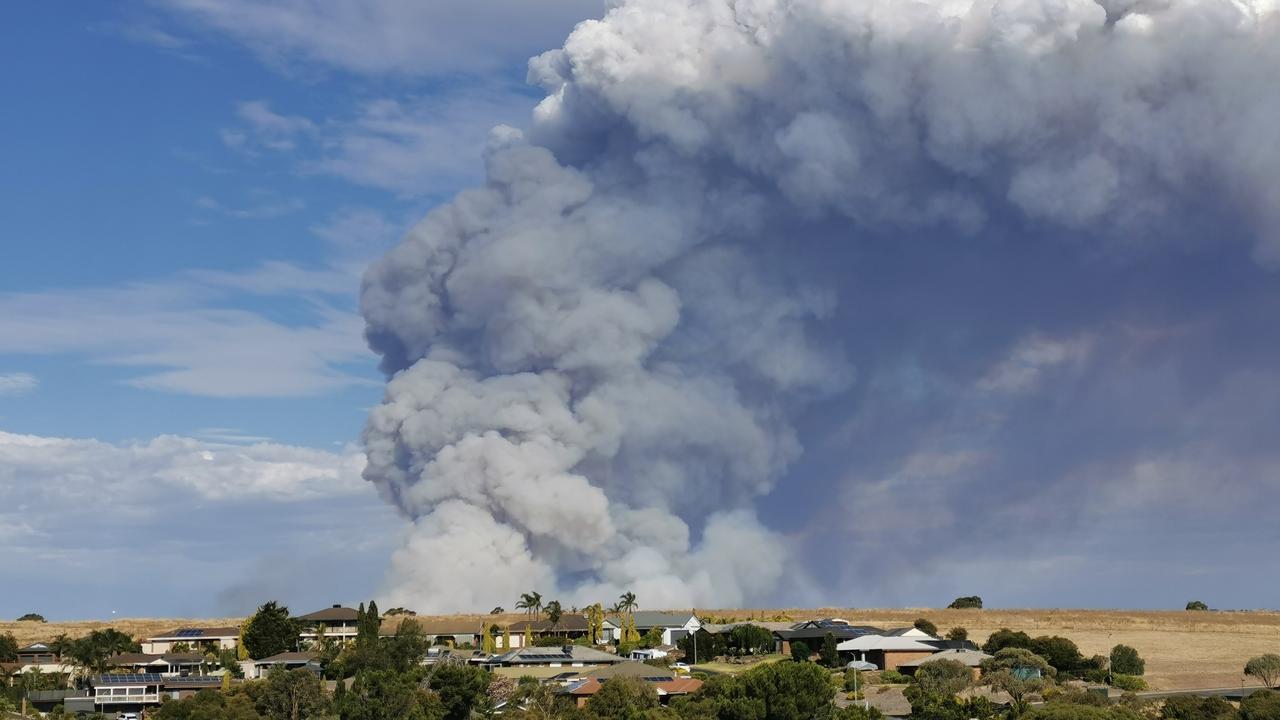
97 694 160 704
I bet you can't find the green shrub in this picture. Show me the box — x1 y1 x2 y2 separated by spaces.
1110 674 1147 691
949 596 984 609
1185 601 1209 611
1110 645 1146 676
879 669 911 684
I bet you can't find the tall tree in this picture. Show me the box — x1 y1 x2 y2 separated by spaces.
66 628 141 674
0 633 17 662
258 666 328 720
243 601 299 660
429 664 490 720
981 648 1055 716
1245 654 1280 688
586 603 605 645
820 632 840 668
544 601 563 632
617 592 638 615
586 676 659 719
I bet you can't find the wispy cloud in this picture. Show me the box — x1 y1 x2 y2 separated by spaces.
0 263 371 398
156 0 601 77
222 89 535 197
196 193 307 219
0 373 38 397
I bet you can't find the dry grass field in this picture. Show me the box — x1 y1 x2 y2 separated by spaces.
700 608 1280 690
6 608 1278 691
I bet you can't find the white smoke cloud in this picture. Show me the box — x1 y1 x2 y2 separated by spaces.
361 0 1280 611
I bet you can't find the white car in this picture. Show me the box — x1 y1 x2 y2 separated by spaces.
672 662 691 672
118 714 140 720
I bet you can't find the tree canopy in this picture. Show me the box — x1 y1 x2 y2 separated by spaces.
914 618 939 637
587 676 660 720
914 658 973 697
948 596 984 609
243 601 300 660
982 628 1034 654
1246 656 1280 689
1110 645 1145 676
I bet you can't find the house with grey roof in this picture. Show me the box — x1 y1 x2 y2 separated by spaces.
607 611 702 645
897 648 993 680
487 644 624 669
297 604 360 646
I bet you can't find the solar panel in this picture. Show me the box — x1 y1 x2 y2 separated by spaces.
176 628 202 637
95 674 163 684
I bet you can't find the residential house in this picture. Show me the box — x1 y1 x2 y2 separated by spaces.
505 615 620 647
162 676 225 700
836 635 939 671
609 612 702 645
558 664 701 708
87 674 162 711
897 649 993 681
485 644 624 678
883 627 939 640
248 651 321 679
142 627 240 654
773 619 884 656
380 618 488 648
297 605 360 646
16 643 58 665
629 646 674 661
106 652 208 677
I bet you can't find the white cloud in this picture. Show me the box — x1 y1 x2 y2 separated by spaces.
157 0 602 77
0 429 396 617
0 373 38 397
0 263 372 398
223 89 536 197
0 429 367 503
978 334 1093 394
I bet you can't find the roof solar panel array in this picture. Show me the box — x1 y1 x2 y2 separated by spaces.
176 628 203 637
94 674 163 685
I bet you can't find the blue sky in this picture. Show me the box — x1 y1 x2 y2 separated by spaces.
0 0 597 619
4 0 1279 620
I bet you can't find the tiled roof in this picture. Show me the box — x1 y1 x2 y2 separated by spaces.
257 651 319 664
298 606 359 622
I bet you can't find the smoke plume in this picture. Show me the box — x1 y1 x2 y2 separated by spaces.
361 0 1280 611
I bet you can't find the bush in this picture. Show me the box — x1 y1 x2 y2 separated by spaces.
949 596 984 609
1032 636 1085 673
1110 674 1147 692
790 641 811 663
1110 645 1145 676
16 613 46 623
1185 601 1209 611
879 669 911 684
947 627 969 642
1161 695 1237 720
914 618 939 637
1240 690 1280 720
983 628 1034 654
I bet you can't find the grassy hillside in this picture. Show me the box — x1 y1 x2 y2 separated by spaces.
6 608 1278 690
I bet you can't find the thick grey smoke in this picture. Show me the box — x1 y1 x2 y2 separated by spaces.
361 0 1280 611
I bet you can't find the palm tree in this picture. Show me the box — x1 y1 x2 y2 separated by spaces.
544 601 563 633
530 591 544 617
617 591 638 615
515 594 534 615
